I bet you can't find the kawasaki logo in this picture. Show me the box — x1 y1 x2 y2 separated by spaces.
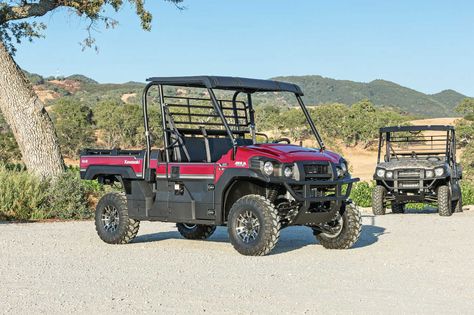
124 160 140 165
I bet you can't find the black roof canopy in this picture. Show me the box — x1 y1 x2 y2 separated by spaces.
380 125 454 133
146 75 304 96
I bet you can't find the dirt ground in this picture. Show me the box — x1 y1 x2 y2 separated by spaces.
1 207 473 314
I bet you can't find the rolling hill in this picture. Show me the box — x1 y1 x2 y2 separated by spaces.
271 75 468 117
25 72 469 117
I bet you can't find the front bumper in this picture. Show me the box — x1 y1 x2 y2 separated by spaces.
280 176 359 225
375 170 446 202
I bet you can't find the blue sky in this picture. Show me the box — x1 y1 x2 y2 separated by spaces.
14 0 474 95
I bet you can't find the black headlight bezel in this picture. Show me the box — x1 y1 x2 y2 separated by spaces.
336 158 350 178
249 157 296 179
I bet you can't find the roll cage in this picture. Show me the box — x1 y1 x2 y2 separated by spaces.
377 125 456 164
141 76 326 169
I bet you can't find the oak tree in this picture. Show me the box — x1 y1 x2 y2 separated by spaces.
0 0 182 178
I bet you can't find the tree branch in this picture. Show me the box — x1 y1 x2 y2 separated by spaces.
0 1 61 24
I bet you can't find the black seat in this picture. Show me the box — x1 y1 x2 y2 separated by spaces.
183 137 208 162
208 138 253 162
171 136 253 163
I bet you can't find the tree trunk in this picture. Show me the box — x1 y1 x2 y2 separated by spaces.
0 41 64 178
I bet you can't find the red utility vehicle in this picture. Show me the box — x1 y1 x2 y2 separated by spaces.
81 76 361 255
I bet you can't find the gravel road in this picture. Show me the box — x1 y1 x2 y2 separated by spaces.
1 207 473 314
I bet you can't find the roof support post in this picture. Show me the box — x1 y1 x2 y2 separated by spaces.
207 88 237 159
247 93 256 144
296 95 325 151
158 84 171 163
141 82 155 173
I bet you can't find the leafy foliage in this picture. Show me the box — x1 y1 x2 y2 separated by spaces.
0 163 47 220
454 98 474 182
94 100 162 148
0 164 104 221
270 75 466 117
456 98 474 121
0 0 184 53
349 180 474 208
350 181 374 207
255 99 410 148
51 99 95 157
43 170 95 220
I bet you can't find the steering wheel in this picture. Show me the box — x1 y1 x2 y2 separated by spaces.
273 138 291 144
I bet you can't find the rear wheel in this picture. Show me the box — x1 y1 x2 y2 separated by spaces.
228 195 280 256
372 185 387 215
95 192 140 244
314 203 362 249
391 202 405 214
437 185 452 216
176 223 216 240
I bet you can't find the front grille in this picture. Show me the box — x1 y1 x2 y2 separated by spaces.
304 164 328 175
303 163 331 180
399 181 420 189
398 170 422 178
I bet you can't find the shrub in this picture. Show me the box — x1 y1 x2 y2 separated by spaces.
461 181 474 206
0 165 105 221
43 171 95 220
350 181 374 207
0 165 48 220
349 180 474 208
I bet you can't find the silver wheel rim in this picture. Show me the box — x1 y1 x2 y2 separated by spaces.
236 210 260 243
102 205 119 233
183 223 197 229
321 214 344 238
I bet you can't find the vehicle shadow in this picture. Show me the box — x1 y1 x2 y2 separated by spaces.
133 216 386 254
393 207 438 215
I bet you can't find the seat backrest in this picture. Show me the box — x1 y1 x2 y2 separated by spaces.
208 138 253 162
183 137 208 162
170 136 253 163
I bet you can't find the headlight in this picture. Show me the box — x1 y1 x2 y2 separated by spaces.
386 171 393 179
340 161 348 173
336 167 344 178
376 169 386 177
425 170 434 178
283 166 293 178
263 161 274 175
434 167 444 177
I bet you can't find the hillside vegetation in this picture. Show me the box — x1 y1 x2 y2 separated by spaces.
272 75 467 117
24 72 469 117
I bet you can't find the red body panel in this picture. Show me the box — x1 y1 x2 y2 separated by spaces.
81 144 341 182
80 155 144 175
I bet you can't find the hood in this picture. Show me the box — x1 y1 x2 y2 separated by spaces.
377 159 446 170
235 144 342 164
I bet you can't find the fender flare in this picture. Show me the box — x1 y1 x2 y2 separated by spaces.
81 165 139 181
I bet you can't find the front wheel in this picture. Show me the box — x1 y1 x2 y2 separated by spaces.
314 203 362 249
227 195 280 256
176 223 216 240
437 185 452 217
95 192 140 244
372 185 387 215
